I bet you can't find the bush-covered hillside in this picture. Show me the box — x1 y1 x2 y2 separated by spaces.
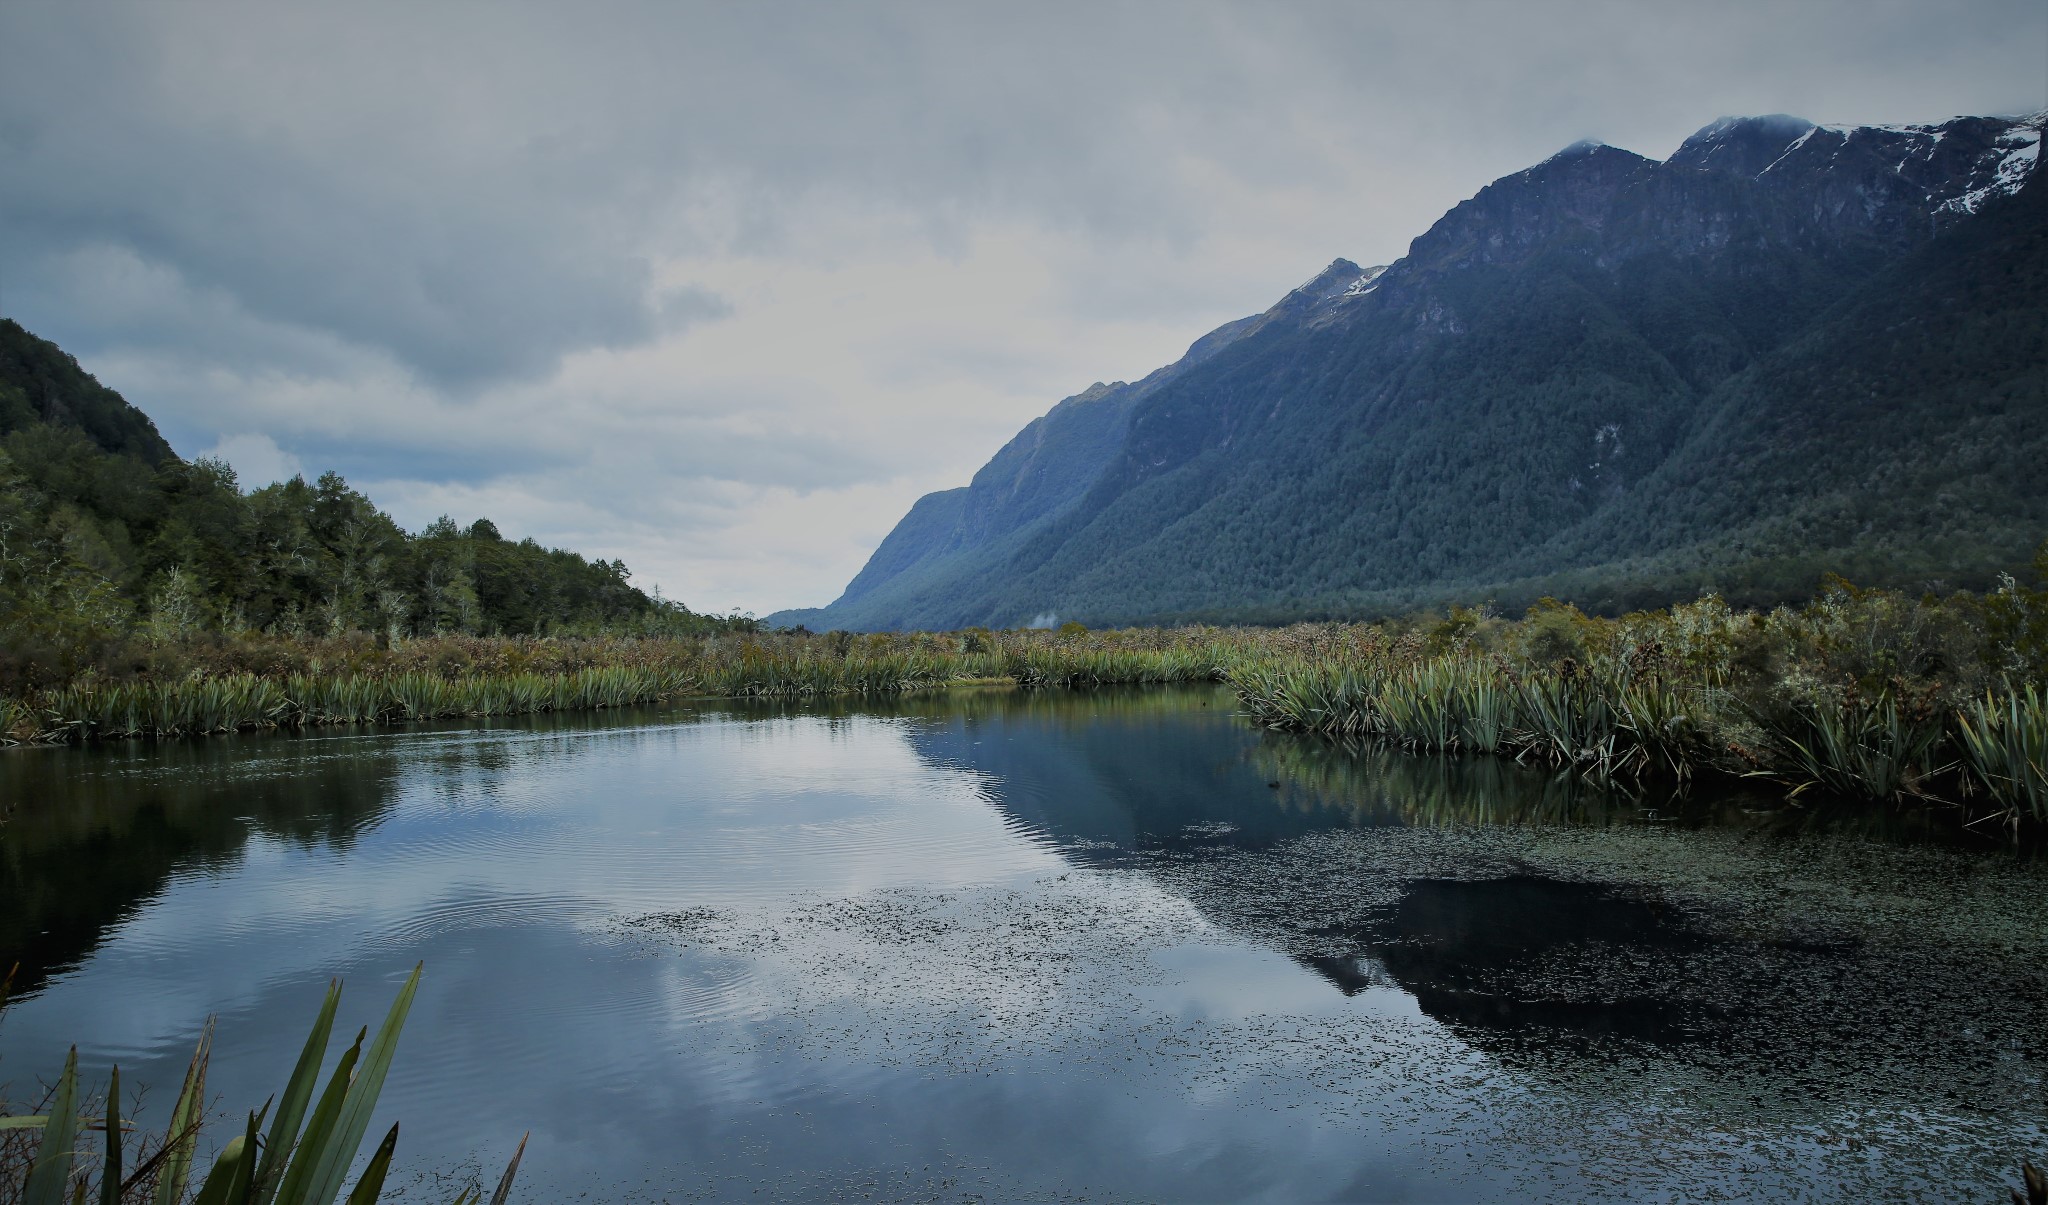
0 318 736 689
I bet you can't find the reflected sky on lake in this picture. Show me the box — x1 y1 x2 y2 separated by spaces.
3 688 2044 1201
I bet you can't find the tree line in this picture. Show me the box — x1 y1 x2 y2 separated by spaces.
1 318 747 690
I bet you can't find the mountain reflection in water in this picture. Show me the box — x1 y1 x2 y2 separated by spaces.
1 686 2042 1202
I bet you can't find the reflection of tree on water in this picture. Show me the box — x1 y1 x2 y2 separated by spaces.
1251 735 1633 831
1250 728 2036 849
0 704 725 1001
714 683 1228 727
1315 876 1717 1046
893 690 2048 1136
890 685 1358 861
0 738 406 997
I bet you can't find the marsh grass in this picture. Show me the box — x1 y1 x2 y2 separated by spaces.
1235 658 2007 808
1745 687 1952 803
5 584 2047 823
1006 647 1223 688
0 628 1241 745
1228 590 2047 821
1955 685 2048 822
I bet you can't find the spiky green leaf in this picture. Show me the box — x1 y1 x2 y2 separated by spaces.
22 1047 81 1205
189 1131 253 1205
253 980 343 1205
99 1067 122 1205
153 1022 214 1205
270 1027 364 1205
297 964 420 1205
341 1124 399 1205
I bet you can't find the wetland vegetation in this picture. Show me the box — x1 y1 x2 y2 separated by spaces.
8 555 2047 826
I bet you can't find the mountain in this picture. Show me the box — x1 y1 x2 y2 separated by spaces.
0 319 723 668
772 112 2047 630
1 319 178 465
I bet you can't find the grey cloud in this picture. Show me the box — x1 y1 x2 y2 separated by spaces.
0 130 656 388
133 375 893 495
6 0 2042 384
655 286 736 335
15 244 388 385
1 0 2041 613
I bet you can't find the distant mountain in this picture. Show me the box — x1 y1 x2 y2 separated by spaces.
772 112 2047 630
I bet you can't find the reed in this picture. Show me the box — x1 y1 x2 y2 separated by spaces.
1006 647 1224 688
9 664 713 743
1509 670 1632 773
6 586 2047 825
1413 659 1514 753
1746 689 1950 802
692 649 955 697
1231 640 2040 814
1230 651 1393 738
1954 684 2048 821
1612 678 1713 780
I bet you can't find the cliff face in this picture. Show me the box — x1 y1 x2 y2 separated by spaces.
773 112 2047 630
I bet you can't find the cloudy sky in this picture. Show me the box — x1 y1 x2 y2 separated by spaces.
2 2 2042 615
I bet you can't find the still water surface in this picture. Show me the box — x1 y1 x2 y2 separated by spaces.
2 686 2045 1201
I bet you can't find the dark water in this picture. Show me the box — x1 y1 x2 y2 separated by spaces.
2 686 2044 1202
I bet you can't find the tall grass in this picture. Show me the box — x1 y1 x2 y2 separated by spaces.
1745 689 1950 802
1232 646 2043 818
1233 655 1656 771
8 667 703 742
1225 657 1383 738
1954 685 2048 822
5 588 2047 823
1005 647 1224 688
1 628 1246 745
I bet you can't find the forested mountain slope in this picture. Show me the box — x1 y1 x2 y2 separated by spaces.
1 320 176 465
772 112 2047 630
0 319 722 681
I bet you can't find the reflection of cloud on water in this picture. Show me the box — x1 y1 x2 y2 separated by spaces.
0 708 1041 1114
619 876 1221 1061
613 873 1535 1196
11 689 2048 1201
614 844 2048 1201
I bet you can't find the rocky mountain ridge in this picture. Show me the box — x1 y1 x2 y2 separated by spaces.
772 111 2046 630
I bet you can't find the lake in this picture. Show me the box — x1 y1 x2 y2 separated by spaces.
3 685 2044 1201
